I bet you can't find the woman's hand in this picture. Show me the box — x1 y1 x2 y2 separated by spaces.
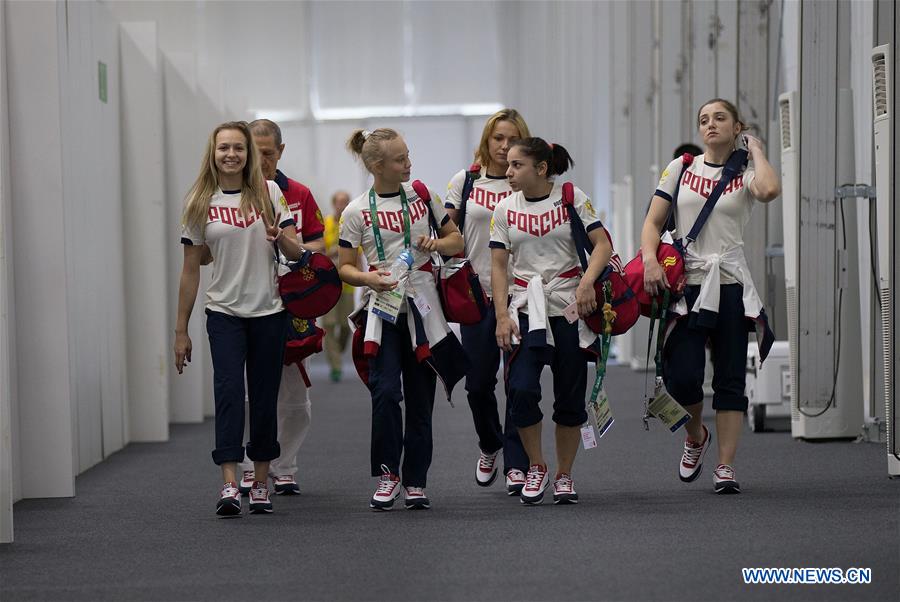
643 256 670 297
495 314 520 352
174 331 192 374
743 133 765 156
366 269 398 292
416 235 439 254
575 281 598 318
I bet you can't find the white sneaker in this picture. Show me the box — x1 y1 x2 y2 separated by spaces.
249 481 273 514
239 470 255 494
216 482 241 517
273 474 300 495
520 464 549 505
505 469 526 496
679 425 711 482
475 449 500 486
552 473 578 505
713 464 741 494
369 465 401 510
404 487 431 510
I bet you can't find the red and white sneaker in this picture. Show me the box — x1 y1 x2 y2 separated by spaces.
713 464 741 494
520 464 549 505
216 482 241 517
552 473 578 504
475 449 500 486
505 469 526 496
249 481 273 514
679 424 711 482
369 465 401 511
272 474 300 495
239 470 255 494
404 487 431 510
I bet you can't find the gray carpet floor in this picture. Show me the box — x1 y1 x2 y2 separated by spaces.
1 358 898 601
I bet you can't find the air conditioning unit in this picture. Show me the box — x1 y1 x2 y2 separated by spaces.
778 92 805 436
871 45 898 476
784 89 864 440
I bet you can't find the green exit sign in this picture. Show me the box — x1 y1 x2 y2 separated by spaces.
98 61 107 103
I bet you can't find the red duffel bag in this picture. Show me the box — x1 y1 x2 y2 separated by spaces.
560 183 639 336
278 250 342 319
623 243 686 316
412 179 489 325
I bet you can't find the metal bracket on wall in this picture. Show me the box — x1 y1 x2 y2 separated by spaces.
834 184 876 199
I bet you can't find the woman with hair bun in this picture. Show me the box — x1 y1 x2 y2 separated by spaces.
641 98 780 494
444 108 531 496
339 128 465 511
490 137 612 505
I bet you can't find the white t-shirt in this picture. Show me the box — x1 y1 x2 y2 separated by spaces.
181 181 295 317
445 168 514 297
655 154 758 285
339 182 448 272
489 182 602 315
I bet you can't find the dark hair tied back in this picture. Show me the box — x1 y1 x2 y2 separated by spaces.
509 137 574 177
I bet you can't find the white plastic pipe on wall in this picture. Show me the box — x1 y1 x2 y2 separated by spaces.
0 0 14 544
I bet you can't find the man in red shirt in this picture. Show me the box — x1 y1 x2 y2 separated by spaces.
240 119 325 495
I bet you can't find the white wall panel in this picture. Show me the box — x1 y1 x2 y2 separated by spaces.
120 21 170 442
409 2 502 106
373 117 468 198
309 1 406 109
58 1 129 472
716 0 739 102
164 52 206 424
310 121 369 204
6 0 76 499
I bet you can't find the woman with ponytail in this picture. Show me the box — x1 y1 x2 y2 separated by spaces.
641 99 779 494
444 109 531 495
174 121 302 517
490 137 612 505
339 128 465 511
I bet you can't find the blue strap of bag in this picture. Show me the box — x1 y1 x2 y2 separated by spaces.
562 183 614 283
457 166 479 234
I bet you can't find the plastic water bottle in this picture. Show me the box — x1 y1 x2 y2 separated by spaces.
388 249 414 283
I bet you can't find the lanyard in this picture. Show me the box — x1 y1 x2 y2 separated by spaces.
368 187 411 263
642 289 670 429
589 282 615 403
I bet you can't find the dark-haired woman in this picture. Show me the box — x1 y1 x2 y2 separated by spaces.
641 98 780 494
490 137 611 505
339 128 465 511
444 108 531 495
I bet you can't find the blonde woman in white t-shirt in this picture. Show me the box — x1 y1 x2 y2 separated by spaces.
339 128 464 511
641 99 780 494
444 108 532 496
174 121 302 517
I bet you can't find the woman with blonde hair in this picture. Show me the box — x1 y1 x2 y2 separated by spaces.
174 121 302 516
641 99 779 494
339 128 465 510
444 108 532 495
